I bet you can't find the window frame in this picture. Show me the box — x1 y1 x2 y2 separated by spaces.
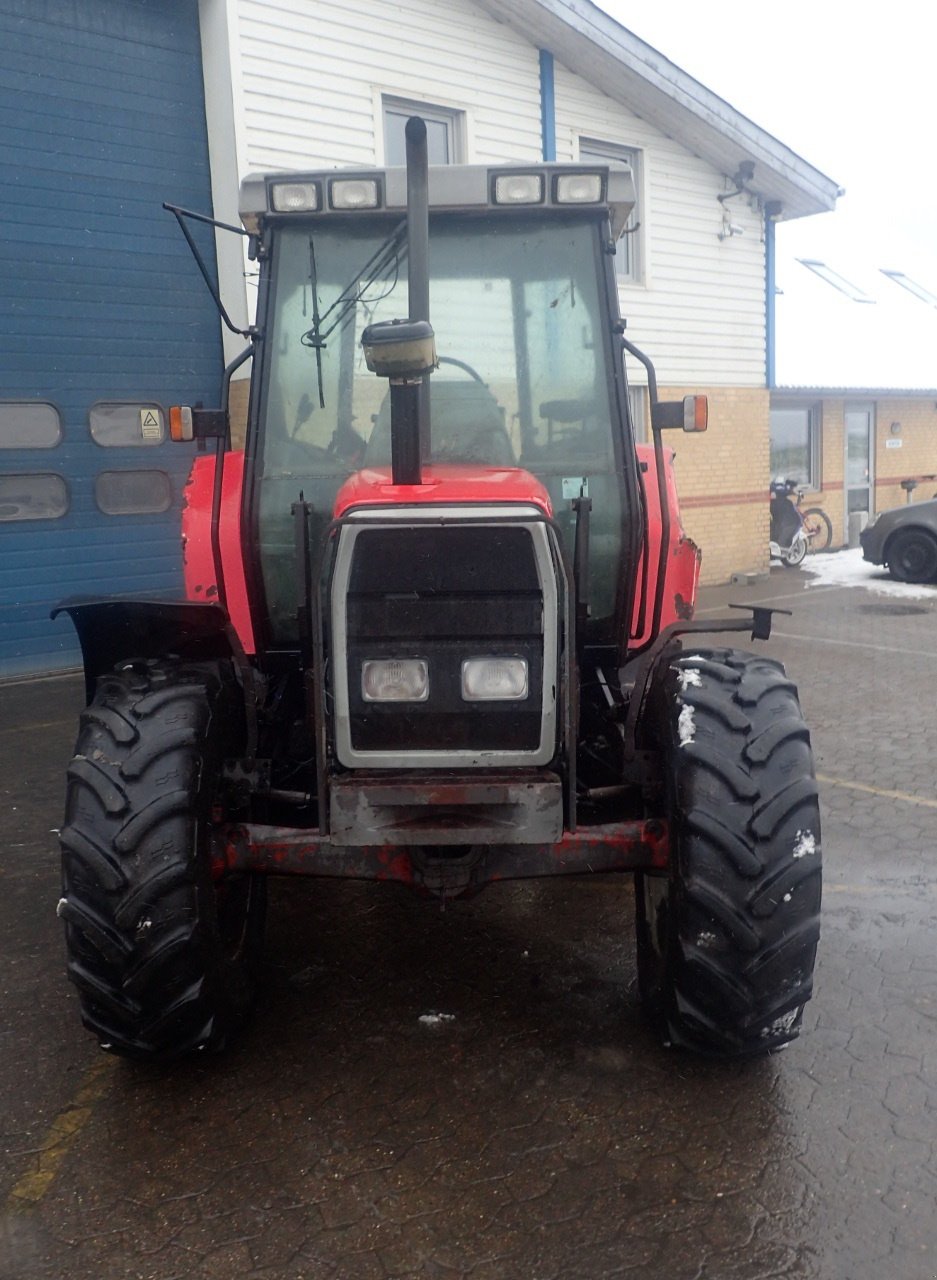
769 401 822 491
578 137 643 284
380 94 467 166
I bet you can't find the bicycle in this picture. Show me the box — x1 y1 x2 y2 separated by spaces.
793 487 832 552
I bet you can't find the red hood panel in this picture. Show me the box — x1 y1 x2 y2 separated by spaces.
333 465 553 518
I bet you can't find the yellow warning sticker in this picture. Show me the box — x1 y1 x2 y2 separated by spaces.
140 408 162 440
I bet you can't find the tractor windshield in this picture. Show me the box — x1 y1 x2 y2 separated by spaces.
256 211 627 643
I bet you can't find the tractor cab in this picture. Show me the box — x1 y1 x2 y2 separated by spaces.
239 161 641 655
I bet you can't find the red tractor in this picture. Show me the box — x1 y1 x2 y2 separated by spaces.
56 120 821 1062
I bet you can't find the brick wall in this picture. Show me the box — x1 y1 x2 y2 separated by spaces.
661 385 770 584
874 397 937 512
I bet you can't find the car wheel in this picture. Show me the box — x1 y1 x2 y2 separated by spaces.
886 528 937 583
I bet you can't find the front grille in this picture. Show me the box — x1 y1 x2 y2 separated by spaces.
344 526 544 753
331 514 561 767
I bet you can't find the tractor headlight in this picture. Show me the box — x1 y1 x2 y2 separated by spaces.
330 178 380 209
555 172 604 203
493 173 544 205
361 659 429 702
271 181 320 212
461 657 528 701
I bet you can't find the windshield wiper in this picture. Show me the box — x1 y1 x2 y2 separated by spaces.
301 219 406 359
307 238 325 409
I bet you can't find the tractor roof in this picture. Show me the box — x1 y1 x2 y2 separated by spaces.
239 163 636 242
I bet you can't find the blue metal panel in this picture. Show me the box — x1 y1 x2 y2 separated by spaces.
0 0 223 677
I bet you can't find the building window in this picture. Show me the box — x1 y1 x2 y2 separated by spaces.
89 402 165 447
0 402 62 449
0 473 69 521
94 470 172 516
579 139 641 282
383 96 465 166
770 404 820 488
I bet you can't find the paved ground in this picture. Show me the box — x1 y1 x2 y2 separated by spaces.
2 563 937 1279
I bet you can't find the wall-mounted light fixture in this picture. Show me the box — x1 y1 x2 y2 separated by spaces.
717 161 755 240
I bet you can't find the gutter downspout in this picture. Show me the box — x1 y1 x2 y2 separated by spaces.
539 50 556 161
765 211 777 389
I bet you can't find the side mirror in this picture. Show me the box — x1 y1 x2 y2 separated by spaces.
651 394 708 433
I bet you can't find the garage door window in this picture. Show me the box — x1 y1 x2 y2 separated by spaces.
95 470 172 515
90 402 166 447
0 402 63 449
0 473 69 521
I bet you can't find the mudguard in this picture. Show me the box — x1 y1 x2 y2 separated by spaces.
51 597 243 703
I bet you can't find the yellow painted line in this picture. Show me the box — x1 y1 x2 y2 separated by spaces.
817 773 937 810
6 1057 114 1208
695 584 842 614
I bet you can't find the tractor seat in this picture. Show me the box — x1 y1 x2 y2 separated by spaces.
365 380 515 467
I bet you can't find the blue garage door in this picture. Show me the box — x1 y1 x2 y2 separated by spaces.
0 0 222 677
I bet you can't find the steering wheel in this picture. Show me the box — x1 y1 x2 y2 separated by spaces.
437 355 486 384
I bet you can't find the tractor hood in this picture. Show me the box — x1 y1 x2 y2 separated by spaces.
333 465 553 519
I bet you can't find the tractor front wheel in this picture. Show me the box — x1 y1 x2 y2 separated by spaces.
635 648 821 1057
58 660 265 1062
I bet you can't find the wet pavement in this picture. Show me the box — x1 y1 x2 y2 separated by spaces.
2 563 937 1279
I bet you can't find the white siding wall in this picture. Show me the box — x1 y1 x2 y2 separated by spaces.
554 63 766 387
236 0 542 171
227 0 767 387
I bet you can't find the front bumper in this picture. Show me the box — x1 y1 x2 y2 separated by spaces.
212 818 669 899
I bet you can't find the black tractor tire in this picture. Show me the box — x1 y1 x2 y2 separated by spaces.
635 648 821 1058
58 660 266 1062
885 527 937 583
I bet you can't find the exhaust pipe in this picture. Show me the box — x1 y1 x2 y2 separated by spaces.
360 118 435 486
393 116 431 484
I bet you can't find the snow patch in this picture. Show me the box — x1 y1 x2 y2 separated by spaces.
801 547 937 601
761 1008 800 1038
419 1013 455 1028
793 830 816 859
55 897 67 918
696 932 717 949
783 892 792 903
676 668 703 691
677 703 696 746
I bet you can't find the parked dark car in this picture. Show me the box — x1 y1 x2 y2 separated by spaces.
860 496 937 582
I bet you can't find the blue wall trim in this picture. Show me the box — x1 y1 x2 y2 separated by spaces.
765 216 776 389
539 49 556 162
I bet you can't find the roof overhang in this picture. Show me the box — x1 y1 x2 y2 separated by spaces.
479 0 842 221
